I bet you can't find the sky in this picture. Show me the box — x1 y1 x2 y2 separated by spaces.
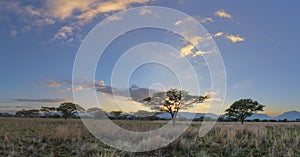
0 0 300 116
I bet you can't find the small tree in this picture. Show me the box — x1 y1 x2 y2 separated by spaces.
225 99 265 124
40 106 56 118
16 109 39 117
87 107 106 119
57 102 85 119
144 88 208 126
110 111 123 120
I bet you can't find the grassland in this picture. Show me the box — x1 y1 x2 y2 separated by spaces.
0 118 299 156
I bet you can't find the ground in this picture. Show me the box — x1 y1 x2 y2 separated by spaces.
0 118 299 156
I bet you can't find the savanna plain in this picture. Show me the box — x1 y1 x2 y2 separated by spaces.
0 118 299 157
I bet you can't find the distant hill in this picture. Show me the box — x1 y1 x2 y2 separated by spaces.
157 111 300 121
275 110 300 121
246 113 274 120
246 110 300 121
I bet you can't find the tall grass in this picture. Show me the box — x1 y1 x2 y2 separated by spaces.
0 118 299 156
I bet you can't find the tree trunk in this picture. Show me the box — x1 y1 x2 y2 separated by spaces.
240 113 245 125
172 112 177 126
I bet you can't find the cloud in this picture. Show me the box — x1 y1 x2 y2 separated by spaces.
0 1 55 27
24 5 41 16
215 9 232 19
0 105 32 109
49 0 151 42
201 91 221 102
214 32 224 37
174 20 183 25
139 7 152 15
175 16 214 25
45 0 93 20
38 79 106 93
226 34 245 43
38 79 67 88
180 44 213 57
74 86 91 92
194 17 214 23
13 98 68 103
180 44 194 57
21 26 32 32
10 30 17 38
97 85 153 102
106 14 123 21
56 88 71 94
99 80 105 86
53 26 73 40
73 80 106 92
1 0 152 41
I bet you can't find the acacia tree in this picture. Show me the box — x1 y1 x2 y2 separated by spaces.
110 111 123 120
16 109 40 117
143 88 208 126
57 102 85 119
40 106 56 118
87 107 106 119
225 99 265 124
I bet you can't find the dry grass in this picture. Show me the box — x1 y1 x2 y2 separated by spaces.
0 118 299 156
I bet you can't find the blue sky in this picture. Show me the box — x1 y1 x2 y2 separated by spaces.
0 0 299 116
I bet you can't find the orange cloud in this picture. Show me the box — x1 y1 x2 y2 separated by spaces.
53 26 73 40
45 0 93 20
215 10 232 19
226 34 245 43
180 44 213 57
46 0 151 41
56 88 71 94
214 32 224 37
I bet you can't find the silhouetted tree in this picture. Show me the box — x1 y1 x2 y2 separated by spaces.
57 102 85 119
225 99 264 124
110 111 123 120
143 88 208 126
40 106 56 118
87 107 106 119
16 109 39 117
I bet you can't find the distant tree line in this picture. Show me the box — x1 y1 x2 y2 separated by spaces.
13 102 86 119
0 89 298 123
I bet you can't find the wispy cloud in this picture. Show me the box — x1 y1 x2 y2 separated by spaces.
56 88 71 94
13 98 68 103
38 79 106 94
97 85 153 102
214 32 224 37
10 29 17 38
52 26 74 42
180 44 194 57
179 44 214 58
215 9 232 19
139 6 152 15
194 16 214 23
0 105 32 109
175 16 214 26
226 34 245 43
38 79 67 88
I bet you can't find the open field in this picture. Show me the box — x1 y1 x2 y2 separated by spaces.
0 118 299 157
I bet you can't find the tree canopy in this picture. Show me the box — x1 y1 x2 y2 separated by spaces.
225 99 265 124
57 102 85 119
144 88 208 125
